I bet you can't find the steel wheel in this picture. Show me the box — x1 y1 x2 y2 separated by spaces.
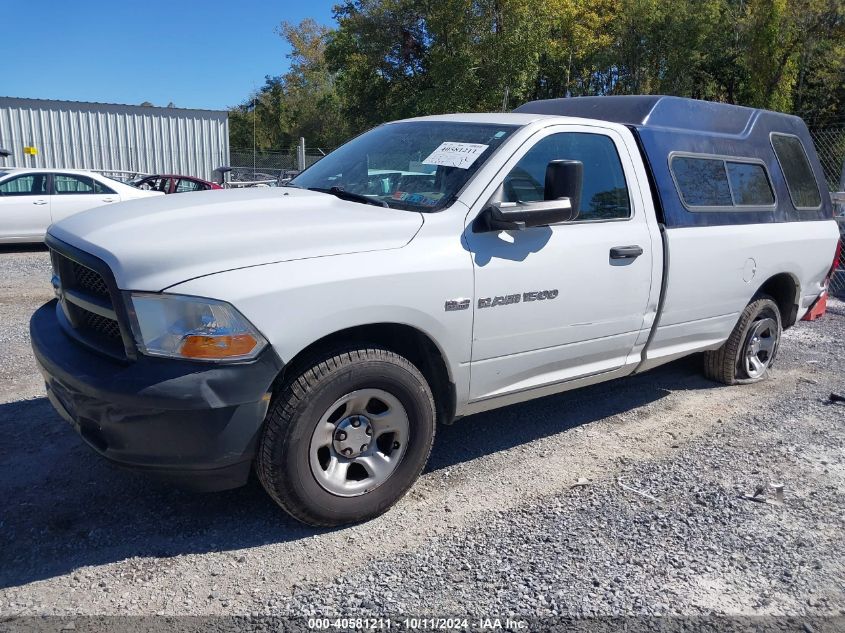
309 388 410 497
742 316 778 379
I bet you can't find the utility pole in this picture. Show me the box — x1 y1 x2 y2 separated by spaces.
297 137 306 171
252 96 257 173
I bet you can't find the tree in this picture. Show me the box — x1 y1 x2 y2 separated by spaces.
741 0 845 121
792 4 845 126
229 0 845 151
326 0 551 126
277 19 349 146
229 18 347 151
534 0 619 99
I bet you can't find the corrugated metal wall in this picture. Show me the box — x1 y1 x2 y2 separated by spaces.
0 97 229 180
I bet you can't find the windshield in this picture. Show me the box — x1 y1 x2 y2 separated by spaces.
290 121 518 211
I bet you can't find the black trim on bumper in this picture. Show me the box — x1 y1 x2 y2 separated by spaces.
31 300 284 491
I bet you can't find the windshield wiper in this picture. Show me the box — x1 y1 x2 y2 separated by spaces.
308 186 390 208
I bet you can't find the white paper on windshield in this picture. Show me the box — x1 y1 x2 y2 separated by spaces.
422 142 489 169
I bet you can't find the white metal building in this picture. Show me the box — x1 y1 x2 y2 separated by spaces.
0 97 229 180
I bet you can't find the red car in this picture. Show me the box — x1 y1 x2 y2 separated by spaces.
132 174 222 194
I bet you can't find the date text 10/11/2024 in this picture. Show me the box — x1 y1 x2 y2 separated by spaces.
306 617 529 630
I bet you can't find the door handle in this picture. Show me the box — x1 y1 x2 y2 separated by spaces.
33 200 48 206
610 245 643 260
102 198 116 203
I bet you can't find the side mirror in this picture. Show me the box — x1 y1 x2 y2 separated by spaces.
545 159 582 214
475 159 583 231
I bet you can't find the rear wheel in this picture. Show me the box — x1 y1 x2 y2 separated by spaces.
704 296 782 385
257 347 435 527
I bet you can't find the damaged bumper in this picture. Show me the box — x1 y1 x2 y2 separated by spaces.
30 300 283 491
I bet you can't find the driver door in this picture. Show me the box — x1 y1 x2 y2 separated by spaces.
464 126 658 401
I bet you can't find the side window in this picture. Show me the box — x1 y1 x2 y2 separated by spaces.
501 132 631 221
175 178 203 193
726 162 775 206
91 178 116 195
671 155 776 209
771 134 822 209
53 174 107 195
141 177 170 193
671 157 732 207
0 174 48 196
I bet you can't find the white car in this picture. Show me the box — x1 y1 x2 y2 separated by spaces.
0 168 162 243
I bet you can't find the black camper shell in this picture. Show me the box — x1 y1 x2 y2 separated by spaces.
514 96 832 228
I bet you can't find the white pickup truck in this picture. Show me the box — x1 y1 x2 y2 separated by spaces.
31 96 841 526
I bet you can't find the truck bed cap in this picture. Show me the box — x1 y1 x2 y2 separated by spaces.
514 95 783 137
515 96 830 227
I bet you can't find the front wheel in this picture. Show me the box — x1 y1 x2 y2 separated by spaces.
704 296 782 385
257 347 436 527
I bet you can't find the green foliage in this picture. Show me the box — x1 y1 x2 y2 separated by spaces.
229 18 349 151
232 0 845 150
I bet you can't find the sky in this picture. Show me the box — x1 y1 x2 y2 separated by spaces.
0 0 337 111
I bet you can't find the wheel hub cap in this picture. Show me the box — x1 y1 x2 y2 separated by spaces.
743 317 777 379
309 388 410 497
333 415 373 458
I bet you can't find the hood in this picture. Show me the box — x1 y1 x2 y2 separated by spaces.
48 188 424 290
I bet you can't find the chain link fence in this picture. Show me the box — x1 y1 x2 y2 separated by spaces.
228 148 331 185
811 128 845 298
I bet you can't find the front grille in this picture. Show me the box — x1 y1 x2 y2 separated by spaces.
80 309 122 340
71 261 110 298
50 248 128 358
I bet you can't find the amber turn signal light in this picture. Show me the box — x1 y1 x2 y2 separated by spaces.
179 334 259 359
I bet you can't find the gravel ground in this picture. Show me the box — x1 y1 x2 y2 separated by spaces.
0 245 52 401
0 247 843 626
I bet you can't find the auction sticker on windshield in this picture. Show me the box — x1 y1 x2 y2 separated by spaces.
423 142 489 169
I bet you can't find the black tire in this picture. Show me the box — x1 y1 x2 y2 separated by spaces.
257 347 436 527
703 295 782 385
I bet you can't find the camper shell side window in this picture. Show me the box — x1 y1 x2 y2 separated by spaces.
769 133 823 211
668 152 777 212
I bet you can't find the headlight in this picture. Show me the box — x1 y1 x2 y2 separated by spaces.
128 293 267 361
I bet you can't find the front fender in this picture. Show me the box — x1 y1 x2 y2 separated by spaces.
167 235 474 409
